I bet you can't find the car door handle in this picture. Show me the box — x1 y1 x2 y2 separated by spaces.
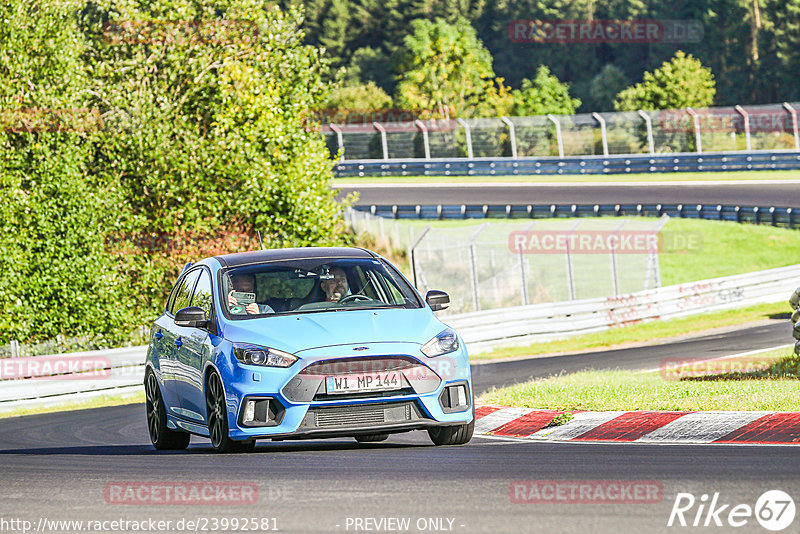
175 337 182 347
154 330 163 340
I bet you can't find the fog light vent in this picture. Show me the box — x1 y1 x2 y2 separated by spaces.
439 383 471 413
239 397 285 427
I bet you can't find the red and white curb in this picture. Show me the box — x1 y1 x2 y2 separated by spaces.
474 405 800 444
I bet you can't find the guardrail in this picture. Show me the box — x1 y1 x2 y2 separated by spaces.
0 346 146 412
2 264 798 408
354 203 800 228
447 263 800 353
335 150 800 177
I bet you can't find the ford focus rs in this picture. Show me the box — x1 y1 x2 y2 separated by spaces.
145 247 474 452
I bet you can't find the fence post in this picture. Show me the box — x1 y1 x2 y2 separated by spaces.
547 114 565 157
329 123 344 162
518 244 530 306
468 243 480 311
784 102 800 150
686 107 703 153
10 339 19 358
408 226 431 289
456 118 474 159
501 116 518 158
610 221 626 296
414 119 431 159
373 121 389 160
592 112 609 156
734 105 752 151
637 110 655 155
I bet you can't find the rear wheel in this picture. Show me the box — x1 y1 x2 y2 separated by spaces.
145 370 190 450
354 434 389 443
206 372 255 453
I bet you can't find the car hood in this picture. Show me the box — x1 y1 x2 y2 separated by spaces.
220 307 448 354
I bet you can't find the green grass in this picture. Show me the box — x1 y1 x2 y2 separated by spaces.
335 169 800 185
659 218 800 285
397 216 800 286
0 389 144 419
479 347 800 411
472 301 789 361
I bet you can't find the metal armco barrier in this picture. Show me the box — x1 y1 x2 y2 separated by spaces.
355 203 800 228
447 263 800 353
2 264 799 404
0 346 146 411
335 150 800 177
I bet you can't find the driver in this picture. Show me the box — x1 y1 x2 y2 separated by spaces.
227 273 275 315
320 266 350 302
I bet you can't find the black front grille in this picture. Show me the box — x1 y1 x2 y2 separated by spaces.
301 401 424 429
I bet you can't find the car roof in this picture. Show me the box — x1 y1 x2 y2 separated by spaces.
214 247 377 268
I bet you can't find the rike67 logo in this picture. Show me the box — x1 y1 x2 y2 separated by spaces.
668 490 796 531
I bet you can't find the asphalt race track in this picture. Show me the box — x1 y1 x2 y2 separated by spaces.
1 320 795 533
336 182 800 208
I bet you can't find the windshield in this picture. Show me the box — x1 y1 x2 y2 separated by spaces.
220 257 422 318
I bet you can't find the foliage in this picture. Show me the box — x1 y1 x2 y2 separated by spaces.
511 66 581 116
614 51 716 111
394 17 510 119
587 64 629 112
290 0 797 109
0 0 132 344
324 82 393 112
0 0 350 344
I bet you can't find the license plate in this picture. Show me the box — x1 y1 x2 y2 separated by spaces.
325 372 402 394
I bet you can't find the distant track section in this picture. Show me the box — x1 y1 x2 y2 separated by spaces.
353 203 800 228
335 150 800 177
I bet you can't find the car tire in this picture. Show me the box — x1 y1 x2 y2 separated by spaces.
206 371 256 453
354 434 389 443
145 369 191 451
428 400 475 446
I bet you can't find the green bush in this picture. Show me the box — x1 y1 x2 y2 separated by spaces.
0 0 350 344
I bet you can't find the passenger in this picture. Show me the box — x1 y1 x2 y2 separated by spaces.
227 273 274 315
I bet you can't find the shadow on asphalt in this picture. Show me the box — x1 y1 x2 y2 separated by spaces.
0 440 434 456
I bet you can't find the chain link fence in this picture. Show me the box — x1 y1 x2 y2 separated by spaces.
348 209 666 315
322 102 800 161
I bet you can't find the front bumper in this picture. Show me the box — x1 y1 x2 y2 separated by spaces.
221 342 472 440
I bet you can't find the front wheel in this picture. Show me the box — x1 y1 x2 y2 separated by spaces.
206 372 256 453
428 420 474 446
145 370 190 450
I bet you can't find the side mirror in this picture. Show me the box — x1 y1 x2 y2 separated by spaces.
425 290 450 312
174 306 208 328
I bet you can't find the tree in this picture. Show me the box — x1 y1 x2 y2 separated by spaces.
587 64 629 112
511 65 581 116
614 51 716 111
394 17 507 119
763 0 800 100
324 81 393 112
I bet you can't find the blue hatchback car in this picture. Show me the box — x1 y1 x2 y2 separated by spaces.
145 247 474 452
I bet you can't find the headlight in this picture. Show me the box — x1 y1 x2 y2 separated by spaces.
421 328 459 358
233 343 298 368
